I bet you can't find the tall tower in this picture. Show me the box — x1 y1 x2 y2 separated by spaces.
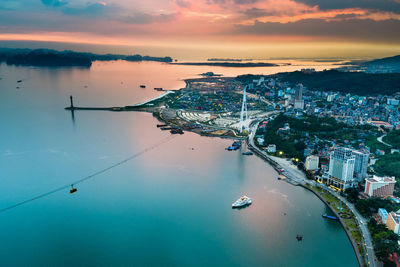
239 85 248 132
294 84 304 110
295 84 303 101
328 147 356 190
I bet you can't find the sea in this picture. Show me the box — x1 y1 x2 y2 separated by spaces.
0 60 358 266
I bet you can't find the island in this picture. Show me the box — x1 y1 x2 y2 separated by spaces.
0 48 173 67
169 62 280 67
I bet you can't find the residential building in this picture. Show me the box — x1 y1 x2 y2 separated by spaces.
257 137 265 146
267 144 276 153
353 149 369 181
387 98 399 106
386 212 400 235
327 147 356 190
305 155 319 171
378 208 388 224
364 176 396 197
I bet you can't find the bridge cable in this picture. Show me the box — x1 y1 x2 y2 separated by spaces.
0 135 177 214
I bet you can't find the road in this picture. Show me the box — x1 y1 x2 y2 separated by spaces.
335 194 377 267
248 119 378 267
377 134 392 147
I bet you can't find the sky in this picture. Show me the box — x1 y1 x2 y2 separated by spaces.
0 0 400 59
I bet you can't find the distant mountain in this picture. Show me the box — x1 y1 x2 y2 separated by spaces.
0 48 173 67
363 55 400 66
361 55 400 73
277 69 400 96
339 54 400 73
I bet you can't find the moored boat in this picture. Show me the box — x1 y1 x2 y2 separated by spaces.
232 195 252 208
322 214 339 220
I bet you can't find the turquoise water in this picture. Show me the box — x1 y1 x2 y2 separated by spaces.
0 61 357 266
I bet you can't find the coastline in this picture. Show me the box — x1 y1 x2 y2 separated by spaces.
247 120 367 267
64 81 369 267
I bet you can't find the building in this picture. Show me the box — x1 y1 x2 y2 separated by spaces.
386 212 400 235
327 147 356 190
295 84 303 101
305 155 319 171
353 149 369 181
369 120 393 129
327 94 335 102
294 84 304 110
378 208 389 224
387 98 399 106
364 176 396 197
257 137 265 146
376 149 385 156
267 144 276 153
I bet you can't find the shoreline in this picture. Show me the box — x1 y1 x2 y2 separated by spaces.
247 120 366 267
64 83 368 267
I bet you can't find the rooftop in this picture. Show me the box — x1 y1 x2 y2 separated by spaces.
366 176 396 184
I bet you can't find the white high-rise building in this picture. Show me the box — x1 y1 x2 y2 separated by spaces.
305 155 319 171
294 84 304 110
353 149 369 181
328 147 356 190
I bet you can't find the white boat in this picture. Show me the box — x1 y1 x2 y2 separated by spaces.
232 195 252 208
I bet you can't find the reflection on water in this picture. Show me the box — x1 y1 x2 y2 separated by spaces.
0 61 357 267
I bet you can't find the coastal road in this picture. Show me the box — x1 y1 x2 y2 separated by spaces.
335 194 377 267
248 119 377 267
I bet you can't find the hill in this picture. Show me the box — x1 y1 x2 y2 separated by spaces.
0 48 173 67
361 55 400 73
277 69 400 96
6 49 92 67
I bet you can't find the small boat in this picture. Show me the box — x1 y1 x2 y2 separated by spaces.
140 85 146 88
160 127 174 130
170 129 184 134
322 214 339 220
277 177 281 180
242 151 253 155
232 141 242 148
154 87 163 91
296 234 303 241
226 146 239 151
157 124 168 128
232 196 252 208
70 185 77 194
17 80 22 83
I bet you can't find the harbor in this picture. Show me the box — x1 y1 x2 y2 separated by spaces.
0 60 359 266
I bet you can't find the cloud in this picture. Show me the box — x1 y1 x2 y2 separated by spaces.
233 0 260 4
240 8 271 18
120 12 178 24
41 0 68 7
235 18 400 42
62 2 109 16
292 0 400 14
175 0 191 8
205 0 260 5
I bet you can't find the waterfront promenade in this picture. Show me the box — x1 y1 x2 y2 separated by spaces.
247 120 377 267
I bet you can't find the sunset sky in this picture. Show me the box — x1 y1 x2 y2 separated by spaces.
1 0 400 59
